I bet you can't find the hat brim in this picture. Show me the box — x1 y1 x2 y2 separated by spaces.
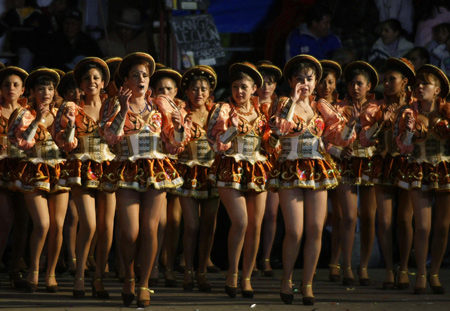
0 66 28 85
256 64 282 82
181 65 217 92
320 60 342 80
74 57 110 87
57 71 76 95
25 68 60 90
284 54 322 82
417 64 450 98
150 68 182 89
343 61 379 88
385 58 415 86
229 62 263 89
118 52 155 82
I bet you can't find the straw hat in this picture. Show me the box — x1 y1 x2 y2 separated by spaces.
229 62 263 88
343 61 379 88
73 57 110 87
416 64 450 98
181 65 217 92
25 68 60 90
284 54 322 81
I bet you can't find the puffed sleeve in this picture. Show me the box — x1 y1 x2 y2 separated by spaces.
316 98 356 147
395 105 417 155
434 100 450 140
155 94 191 155
52 101 79 152
100 96 125 145
207 102 235 152
269 96 296 136
359 100 383 147
8 107 38 150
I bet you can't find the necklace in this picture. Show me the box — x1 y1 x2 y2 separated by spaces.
236 104 254 116
192 109 207 123
130 102 151 115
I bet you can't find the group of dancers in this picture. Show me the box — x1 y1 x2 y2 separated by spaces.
0 51 449 307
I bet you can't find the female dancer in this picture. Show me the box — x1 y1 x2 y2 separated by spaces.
175 65 219 291
56 71 81 275
0 66 29 288
207 62 270 298
255 60 282 277
269 55 356 305
9 68 69 293
54 57 115 298
148 66 183 287
315 60 343 282
360 58 415 289
101 52 187 307
396 64 450 295
336 61 379 287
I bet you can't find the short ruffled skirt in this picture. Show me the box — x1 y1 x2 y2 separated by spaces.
338 156 373 186
396 160 450 191
208 155 270 192
268 158 338 191
101 157 183 192
172 163 218 199
10 161 69 193
59 159 108 189
366 154 408 186
0 158 21 188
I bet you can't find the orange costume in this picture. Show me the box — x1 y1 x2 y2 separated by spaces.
207 96 271 192
0 99 27 188
327 95 378 185
100 93 188 192
54 100 115 189
268 97 356 190
8 106 69 192
396 98 450 190
359 93 414 185
173 98 217 199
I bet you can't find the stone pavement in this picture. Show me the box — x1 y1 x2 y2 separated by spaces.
1 268 450 310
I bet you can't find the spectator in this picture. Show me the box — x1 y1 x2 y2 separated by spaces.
0 0 52 70
437 38 450 77
428 23 450 65
286 5 341 60
99 7 152 58
405 47 430 71
374 0 414 36
368 19 414 67
36 7 102 71
414 1 450 48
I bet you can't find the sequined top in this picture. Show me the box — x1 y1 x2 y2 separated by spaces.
207 96 269 165
359 92 414 157
54 100 115 162
102 93 190 161
8 106 65 166
396 98 450 165
270 96 356 162
330 95 378 158
0 100 27 160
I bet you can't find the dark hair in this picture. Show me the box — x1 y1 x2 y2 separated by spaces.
289 62 318 80
188 75 210 89
345 68 371 84
33 75 57 89
259 69 277 83
80 63 105 81
406 47 430 63
381 19 404 35
306 5 332 27
230 71 254 85
61 80 78 99
432 22 450 36
320 68 338 82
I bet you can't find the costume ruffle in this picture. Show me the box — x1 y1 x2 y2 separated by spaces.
59 159 108 189
10 161 69 193
208 155 270 192
336 156 373 186
101 158 183 192
172 163 218 199
268 158 337 191
396 160 450 191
